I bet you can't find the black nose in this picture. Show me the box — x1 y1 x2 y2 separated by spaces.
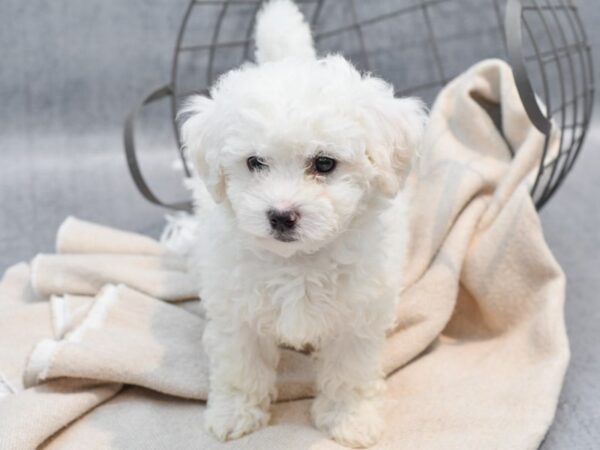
267 209 299 232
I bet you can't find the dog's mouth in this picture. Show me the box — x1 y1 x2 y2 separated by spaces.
272 232 298 243
254 233 304 258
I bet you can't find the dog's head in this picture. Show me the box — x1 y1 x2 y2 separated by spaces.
181 1 426 257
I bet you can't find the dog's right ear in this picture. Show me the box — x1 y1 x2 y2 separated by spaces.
179 95 226 203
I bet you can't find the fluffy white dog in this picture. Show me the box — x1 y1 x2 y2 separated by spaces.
180 0 426 447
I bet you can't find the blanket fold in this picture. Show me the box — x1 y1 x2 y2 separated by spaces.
30 217 198 302
0 59 568 450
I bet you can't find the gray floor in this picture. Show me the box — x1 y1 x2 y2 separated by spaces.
1 0 599 448
538 125 600 449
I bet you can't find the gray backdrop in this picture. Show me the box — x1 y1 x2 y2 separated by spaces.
0 1 598 448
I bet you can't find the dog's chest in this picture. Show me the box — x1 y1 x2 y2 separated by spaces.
258 263 345 349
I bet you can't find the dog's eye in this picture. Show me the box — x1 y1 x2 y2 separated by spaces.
247 156 268 172
313 156 337 174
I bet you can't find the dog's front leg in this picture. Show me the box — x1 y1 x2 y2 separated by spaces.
311 330 387 448
202 319 279 441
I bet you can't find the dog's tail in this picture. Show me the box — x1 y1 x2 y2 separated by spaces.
254 0 316 64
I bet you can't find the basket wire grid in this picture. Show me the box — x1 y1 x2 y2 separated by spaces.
124 0 594 211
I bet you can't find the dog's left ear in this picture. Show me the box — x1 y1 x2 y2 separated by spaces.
359 82 428 197
179 95 226 203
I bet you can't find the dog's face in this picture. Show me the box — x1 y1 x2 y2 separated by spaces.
181 56 426 257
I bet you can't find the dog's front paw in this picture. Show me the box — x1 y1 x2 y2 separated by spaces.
311 395 384 448
204 395 270 441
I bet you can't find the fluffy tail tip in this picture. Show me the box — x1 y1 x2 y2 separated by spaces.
254 0 316 64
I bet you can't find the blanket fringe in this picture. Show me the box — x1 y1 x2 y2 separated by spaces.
160 212 197 256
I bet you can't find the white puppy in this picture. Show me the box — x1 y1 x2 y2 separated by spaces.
180 0 426 447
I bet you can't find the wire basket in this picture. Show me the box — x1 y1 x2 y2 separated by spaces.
124 0 594 211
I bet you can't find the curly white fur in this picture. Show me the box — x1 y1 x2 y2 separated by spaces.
180 0 427 447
